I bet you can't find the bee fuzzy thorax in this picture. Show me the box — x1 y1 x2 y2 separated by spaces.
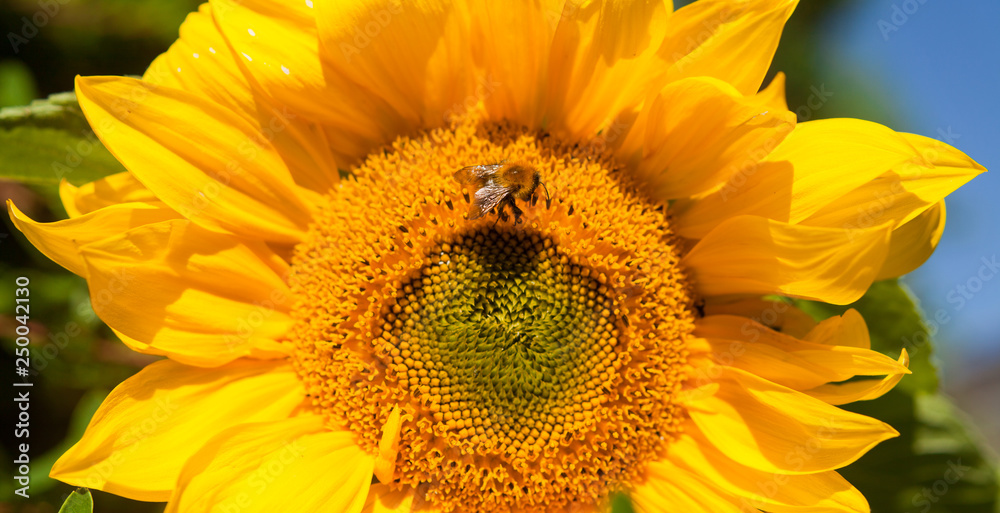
453 160 548 225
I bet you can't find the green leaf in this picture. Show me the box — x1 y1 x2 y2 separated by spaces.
795 280 999 513
57 488 94 513
0 92 126 186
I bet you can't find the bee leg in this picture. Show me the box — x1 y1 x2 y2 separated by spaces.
492 204 508 228
500 199 519 225
509 199 524 225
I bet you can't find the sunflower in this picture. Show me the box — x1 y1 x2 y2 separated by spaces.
8 0 985 511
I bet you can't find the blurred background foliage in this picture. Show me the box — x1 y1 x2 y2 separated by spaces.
1 0 997 512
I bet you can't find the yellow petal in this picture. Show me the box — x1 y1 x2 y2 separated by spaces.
207 0 387 174
685 366 898 474
373 406 403 483
363 484 442 513
544 0 672 140
168 415 374 513
756 71 788 111
672 118 923 239
682 216 892 304
702 297 816 338
50 359 305 501
108 327 165 356
876 201 946 280
59 173 162 218
465 0 564 128
617 76 795 199
694 314 810 348
803 309 870 349
209 0 323 116
144 4 256 124
666 433 870 513
802 132 983 231
218 0 429 162
76 75 312 244
146 3 340 195
631 457 742 513
315 0 475 128
807 349 910 405
657 0 797 95
694 313 908 391
697 339 897 392
78 219 294 366
8 201 180 277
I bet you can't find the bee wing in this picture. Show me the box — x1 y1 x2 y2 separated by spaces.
467 183 509 219
454 164 502 185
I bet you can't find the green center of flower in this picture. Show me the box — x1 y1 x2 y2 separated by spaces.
382 229 618 454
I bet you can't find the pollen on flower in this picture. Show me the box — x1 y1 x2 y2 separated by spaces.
290 116 697 512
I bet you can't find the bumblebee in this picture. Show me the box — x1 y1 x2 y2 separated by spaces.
453 160 549 224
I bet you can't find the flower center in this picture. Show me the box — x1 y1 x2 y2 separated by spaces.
290 116 697 512
388 230 619 453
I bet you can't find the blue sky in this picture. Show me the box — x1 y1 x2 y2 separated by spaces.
820 0 1000 374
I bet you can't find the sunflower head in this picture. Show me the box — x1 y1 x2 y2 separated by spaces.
7 0 984 512
291 117 696 511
